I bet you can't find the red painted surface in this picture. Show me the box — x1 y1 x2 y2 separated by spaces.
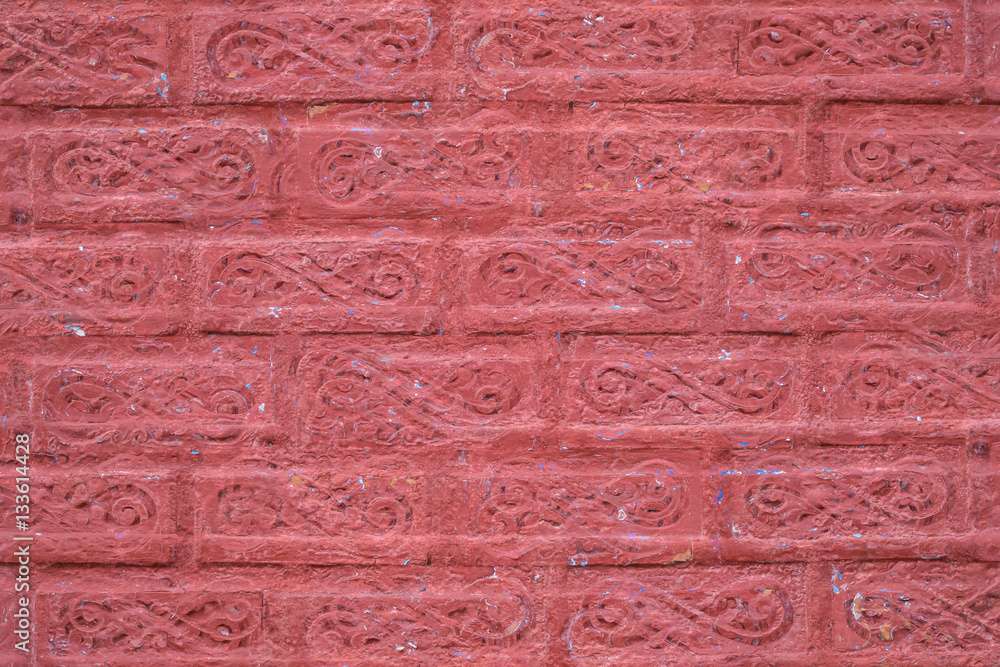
0 1 998 665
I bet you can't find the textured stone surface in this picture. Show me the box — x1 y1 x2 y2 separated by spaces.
0 0 998 665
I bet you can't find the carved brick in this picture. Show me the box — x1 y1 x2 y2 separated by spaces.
563 335 797 425
0 13 168 106
193 8 442 104
554 565 807 662
265 569 537 661
832 561 1000 659
0 474 176 563
459 218 701 333
36 339 273 456
727 202 970 330
711 446 964 546
739 8 958 75
196 462 433 565
0 243 184 336
824 105 1000 192
201 240 439 333
33 124 283 224
299 103 542 218
44 592 262 659
456 5 730 99
568 104 805 196
296 337 539 446
458 454 699 566
823 332 1000 423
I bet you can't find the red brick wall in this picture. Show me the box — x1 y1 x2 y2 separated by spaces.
0 1 998 664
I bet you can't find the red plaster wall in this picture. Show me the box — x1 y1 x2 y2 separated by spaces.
0 1 998 665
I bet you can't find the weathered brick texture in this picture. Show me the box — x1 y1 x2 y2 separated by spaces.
0 0 998 665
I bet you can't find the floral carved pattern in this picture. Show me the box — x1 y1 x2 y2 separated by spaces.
729 456 950 539
51 130 254 207
475 461 688 537
300 348 526 443
0 15 167 104
472 242 692 308
741 221 958 299
838 114 1000 191
583 359 792 420
209 475 415 537
43 368 258 424
741 12 952 75
302 578 529 655
49 593 262 654
834 564 1000 653
832 341 1000 420
0 247 167 315
310 114 525 206
207 247 420 307
469 12 695 89
205 12 434 87
568 577 795 656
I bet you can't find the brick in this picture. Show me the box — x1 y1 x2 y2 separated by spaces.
41 591 262 662
298 102 549 218
562 335 798 426
195 464 435 565
566 103 807 198
263 568 540 662
972 4 1000 96
0 13 168 107
296 336 541 447
726 199 978 331
456 452 700 566
737 6 961 77
822 105 1000 193
31 121 286 225
0 473 176 564
200 238 440 333
454 3 734 101
709 443 969 561
551 565 809 663
0 242 187 336
33 337 276 463
457 217 702 333
821 332 1000 424
831 561 1000 660
192 7 446 104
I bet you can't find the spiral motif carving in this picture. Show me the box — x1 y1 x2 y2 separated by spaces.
584 359 790 419
475 460 688 542
741 13 949 74
0 15 166 105
738 455 950 539
585 364 640 415
845 139 896 183
302 578 529 653
53 594 262 654
313 138 400 203
469 13 695 88
210 475 414 538
50 132 256 208
206 14 433 82
568 577 794 655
